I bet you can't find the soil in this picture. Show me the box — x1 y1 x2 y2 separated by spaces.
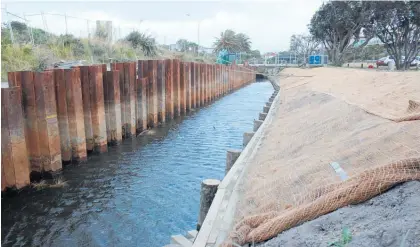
256 181 420 247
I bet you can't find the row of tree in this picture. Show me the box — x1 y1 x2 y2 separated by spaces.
306 1 420 70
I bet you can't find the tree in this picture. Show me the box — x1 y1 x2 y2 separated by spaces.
176 39 189 52
250 49 261 58
368 1 420 70
125 31 157 57
214 29 238 53
213 29 252 54
176 39 198 52
289 34 320 64
236 33 251 53
309 1 374 66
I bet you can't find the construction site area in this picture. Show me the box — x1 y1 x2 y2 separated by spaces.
2 1 420 247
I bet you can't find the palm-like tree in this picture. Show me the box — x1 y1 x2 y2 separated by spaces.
235 33 251 53
213 30 252 54
213 29 240 53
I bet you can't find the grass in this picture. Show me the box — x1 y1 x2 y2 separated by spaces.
328 227 352 247
1 41 216 81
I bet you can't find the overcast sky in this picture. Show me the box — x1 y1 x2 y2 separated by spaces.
2 0 324 53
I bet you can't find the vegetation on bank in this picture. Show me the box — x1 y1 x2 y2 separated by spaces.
1 21 218 81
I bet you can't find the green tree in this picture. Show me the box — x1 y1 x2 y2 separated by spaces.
309 1 374 66
368 1 420 70
250 49 261 58
236 33 251 53
289 34 320 64
214 29 238 53
125 31 157 57
213 29 252 54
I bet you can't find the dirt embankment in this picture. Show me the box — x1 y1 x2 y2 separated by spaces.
223 67 420 247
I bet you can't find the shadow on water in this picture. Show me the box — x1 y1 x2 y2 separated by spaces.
1 81 273 247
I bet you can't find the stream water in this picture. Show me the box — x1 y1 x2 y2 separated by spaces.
1 80 273 247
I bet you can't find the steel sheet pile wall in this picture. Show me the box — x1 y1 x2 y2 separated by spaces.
1 62 255 191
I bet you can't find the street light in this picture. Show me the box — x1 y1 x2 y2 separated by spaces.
186 13 201 56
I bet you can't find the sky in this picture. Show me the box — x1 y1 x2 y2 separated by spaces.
1 0 324 53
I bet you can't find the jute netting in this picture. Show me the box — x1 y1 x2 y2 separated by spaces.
222 68 420 246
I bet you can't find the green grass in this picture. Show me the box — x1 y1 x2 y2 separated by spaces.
328 227 352 247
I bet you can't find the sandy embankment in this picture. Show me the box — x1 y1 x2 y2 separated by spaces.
225 67 420 246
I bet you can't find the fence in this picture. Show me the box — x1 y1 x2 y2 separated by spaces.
1 8 220 81
1 60 256 190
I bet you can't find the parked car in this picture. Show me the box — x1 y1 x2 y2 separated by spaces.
376 56 394 67
376 56 420 67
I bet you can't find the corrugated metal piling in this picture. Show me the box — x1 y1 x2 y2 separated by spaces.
1 61 256 191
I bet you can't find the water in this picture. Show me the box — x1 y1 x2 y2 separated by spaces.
1 80 273 247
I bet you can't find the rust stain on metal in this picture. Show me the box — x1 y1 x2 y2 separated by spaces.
54 69 71 163
88 65 107 153
164 59 174 120
65 68 87 163
105 70 122 145
34 71 62 173
1 87 31 189
157 60 166 123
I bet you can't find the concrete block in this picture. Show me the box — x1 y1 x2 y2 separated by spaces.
253 119 264 132
263 106 270 113
226 149 241 175
259 112 267 121
243 132 255 147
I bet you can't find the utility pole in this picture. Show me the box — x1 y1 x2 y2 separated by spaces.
197 20 201 56
87 19 90 40
64 13 68 35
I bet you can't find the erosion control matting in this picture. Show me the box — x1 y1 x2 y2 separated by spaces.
222 68 420 246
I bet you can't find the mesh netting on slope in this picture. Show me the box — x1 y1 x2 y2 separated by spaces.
222 68 420 246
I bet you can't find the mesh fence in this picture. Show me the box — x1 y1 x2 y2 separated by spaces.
222 68 420 246
1 9 219 80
